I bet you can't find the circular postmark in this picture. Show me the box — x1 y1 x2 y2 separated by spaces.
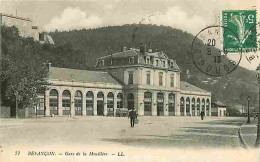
192 25 242 76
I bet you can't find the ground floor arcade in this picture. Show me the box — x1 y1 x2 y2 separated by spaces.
36 86 211 117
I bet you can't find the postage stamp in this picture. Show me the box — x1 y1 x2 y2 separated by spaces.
192 25 242 76
222 10 257 53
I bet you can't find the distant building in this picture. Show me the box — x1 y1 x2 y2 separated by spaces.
39 32 55 45
37 45 211 117
1 13 39 41
211 101 226 117
1 13 54 44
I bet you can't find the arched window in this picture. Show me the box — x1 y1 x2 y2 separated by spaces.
186 97 190 116
144 92 152 116
97 92 104 116
157 92 164 116
168 93 175 116
49 89 58 115
75 91 82 115
202 98 206 114
117 93 123 109
127 93 134 110
197 98 200 116
86 91 94 115
107 92 114 116
180 97 184 116
62 90 71 115
37 94 45 115
192 98 195 116
206 99 210 116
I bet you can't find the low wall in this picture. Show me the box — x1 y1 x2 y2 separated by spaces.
1 106 11 118
18 108 36 118
211 112 218 116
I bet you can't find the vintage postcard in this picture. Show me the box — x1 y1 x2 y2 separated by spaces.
0 0 260 162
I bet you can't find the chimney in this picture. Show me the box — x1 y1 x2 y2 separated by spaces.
148 41 152 53
122 47 127 52
140 44 146 55
46 62 51 71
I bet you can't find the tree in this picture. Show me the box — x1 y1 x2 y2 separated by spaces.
1 26 48 116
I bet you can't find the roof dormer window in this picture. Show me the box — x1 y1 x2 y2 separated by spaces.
129 57 135 64
163 61 166 67
146 58 150 64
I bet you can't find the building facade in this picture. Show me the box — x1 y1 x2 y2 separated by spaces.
211 101 226 117
38 45 211 117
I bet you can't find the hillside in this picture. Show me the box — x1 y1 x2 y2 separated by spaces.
50 24 258 112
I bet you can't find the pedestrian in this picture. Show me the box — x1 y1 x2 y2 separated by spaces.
128 108 137 127
200 110 205 120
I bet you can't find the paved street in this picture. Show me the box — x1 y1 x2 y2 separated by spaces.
0 116 246 149
240 119 258 148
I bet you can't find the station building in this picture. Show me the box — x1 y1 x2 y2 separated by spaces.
38 45 211 117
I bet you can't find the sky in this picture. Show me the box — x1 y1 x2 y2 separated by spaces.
0 0 259 70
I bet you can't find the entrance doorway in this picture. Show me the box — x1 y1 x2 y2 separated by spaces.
180 97 184 116
144 92 152 116
168 93 175 116
127 93 134 110
157 92 164 116
97 92 104 116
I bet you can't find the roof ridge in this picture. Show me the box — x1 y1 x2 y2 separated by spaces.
98 49 136 59
180 81 208 92
51 66 109 73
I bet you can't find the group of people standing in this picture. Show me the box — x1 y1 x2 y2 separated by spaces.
128 109 206 128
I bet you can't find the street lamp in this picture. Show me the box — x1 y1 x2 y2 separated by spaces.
14 91 19 119
247 96 251 123
255 64 260 147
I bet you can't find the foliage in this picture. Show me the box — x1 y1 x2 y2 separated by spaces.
226 106 242 117
1 26 49 109
50 24 259 108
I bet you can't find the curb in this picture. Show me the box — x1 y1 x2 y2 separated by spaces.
238 122 249 149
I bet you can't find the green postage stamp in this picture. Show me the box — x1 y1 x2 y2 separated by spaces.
222 10 257 53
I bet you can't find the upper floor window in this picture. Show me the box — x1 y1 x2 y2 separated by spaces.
159 72 163 86
156 60 159 66
170 75 174 87
129 57 135 64
128 72 133 85
146 58 150 64
146 72 151 85
163 61 166 67
102 60 105 66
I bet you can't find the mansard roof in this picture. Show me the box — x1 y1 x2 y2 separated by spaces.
97 48 180 71
48 67 122 85
98 48 168 59
98 49 138 59
180 81 208 93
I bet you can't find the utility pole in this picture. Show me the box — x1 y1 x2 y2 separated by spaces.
15 91 18 119
247 96 251 123
0 13 2 117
